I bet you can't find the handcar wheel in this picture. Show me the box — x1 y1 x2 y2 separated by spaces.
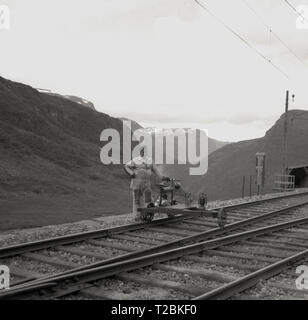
147 202 155 208
141 212 154 222
140 203 155 222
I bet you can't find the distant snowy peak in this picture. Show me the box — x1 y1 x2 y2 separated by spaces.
37 88 96 110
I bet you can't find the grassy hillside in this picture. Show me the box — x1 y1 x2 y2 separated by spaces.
0 76 132 229
191 110 308 200
2 76 306 228
160 136 229 193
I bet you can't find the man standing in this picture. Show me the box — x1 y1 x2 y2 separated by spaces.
124 147 164 221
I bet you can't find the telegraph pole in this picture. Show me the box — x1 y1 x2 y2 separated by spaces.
282 90 289 175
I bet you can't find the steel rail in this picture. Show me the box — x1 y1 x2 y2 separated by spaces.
216 190 308 210
0 212 210 259
5 199 308 287
1 198 308 297
1 191 307 259
194 248 308 300
1 215 308 300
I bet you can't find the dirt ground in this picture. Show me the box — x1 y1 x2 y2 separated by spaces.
1 189 306 247
0 192 132 231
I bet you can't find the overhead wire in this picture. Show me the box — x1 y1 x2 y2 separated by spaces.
243 0 308 68
283 0 308 25
193 0 290 79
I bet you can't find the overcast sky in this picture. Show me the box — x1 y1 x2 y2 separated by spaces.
1 0 308 141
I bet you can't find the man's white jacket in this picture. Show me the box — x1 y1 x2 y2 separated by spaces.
124 156 162 190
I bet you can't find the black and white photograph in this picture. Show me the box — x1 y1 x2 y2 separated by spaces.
1 0 308 307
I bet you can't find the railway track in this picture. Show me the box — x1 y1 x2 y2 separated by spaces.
231 258 308 300
1 204 308 300
0 191 308 299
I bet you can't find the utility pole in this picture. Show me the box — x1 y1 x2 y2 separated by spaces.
242 176 246 198
282 90 289 175
249 175 252 197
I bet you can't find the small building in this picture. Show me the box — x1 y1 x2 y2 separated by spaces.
287 165 308 188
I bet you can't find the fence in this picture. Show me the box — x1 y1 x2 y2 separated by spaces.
241 175 259 198
274 174 295 191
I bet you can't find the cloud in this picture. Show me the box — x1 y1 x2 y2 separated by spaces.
2 0 308 142
115 111 277 126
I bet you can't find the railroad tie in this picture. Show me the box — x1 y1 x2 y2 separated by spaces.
88 239 137 252
22 252 78 269
152 264 236 283
116 272 208 297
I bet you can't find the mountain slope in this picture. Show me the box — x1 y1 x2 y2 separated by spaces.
160 136 229 192
119 117 143 132
116 126 229 192
37 88 96 110
0 76 132 229
191 110 308 200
